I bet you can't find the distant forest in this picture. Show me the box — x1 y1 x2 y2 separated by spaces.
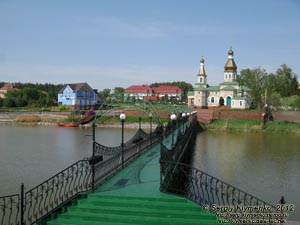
0 82 64 108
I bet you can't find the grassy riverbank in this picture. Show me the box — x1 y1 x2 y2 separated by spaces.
205 119 300 134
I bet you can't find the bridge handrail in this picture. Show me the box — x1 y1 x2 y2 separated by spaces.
160 160 276 210
0 126 161 225
94 127 162 157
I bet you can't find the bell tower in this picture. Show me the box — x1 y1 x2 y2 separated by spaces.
196 56 207 85
224 47 237 82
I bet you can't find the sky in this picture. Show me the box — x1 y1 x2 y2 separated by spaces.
0 0 300 91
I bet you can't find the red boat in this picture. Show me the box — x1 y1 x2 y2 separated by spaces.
56 111 96 127
56 122 80 127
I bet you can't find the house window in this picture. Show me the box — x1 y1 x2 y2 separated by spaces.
198 91 200 94
240 101 242 106
198 98 201 102
229 74 231 79
65 93 70 100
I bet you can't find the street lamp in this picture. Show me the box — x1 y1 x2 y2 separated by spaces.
149 113 153 145
120 113 126 167
182 112 186 133
138 117 142 130
170 113 177 146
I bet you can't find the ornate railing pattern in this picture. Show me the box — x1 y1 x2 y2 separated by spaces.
24 160 92 224
94 126 162 158
160 114 277 224
0 125 162 225
160 161 276 224
0 194 20 225
93 127 162 186
0 160 92 225
160 115 198 164
160 161 275 208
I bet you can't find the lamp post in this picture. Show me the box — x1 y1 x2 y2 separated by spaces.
92 122 96 189
149 113 153 145
182 112 186 133
170 113 177 146
120 113 126 167
138 117 142 130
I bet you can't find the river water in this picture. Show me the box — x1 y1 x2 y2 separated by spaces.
192 131 300 220
0 125 299 219
0 125 136 196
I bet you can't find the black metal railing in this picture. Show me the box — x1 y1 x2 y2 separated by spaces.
0 125 162 225
0 160 92 225
160 161 275 208
160 114 198 164
0 194 20 225
159 113 279 224
92 127 162 187
160 161 277 224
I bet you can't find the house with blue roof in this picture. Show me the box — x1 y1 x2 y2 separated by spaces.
188 48 252 109
58 82 100 109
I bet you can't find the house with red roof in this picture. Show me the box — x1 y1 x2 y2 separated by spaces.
152 86 182 101
0 83 15 98
124 85 182 102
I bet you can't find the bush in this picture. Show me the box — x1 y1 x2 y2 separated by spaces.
58 105 70 111
15 115 42 122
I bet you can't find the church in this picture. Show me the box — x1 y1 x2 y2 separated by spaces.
188 48 252 109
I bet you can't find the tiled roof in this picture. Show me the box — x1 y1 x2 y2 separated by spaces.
152 86 182 93
124 85 152 93
0 82 14 91
125 85 182 94
59 83 93 93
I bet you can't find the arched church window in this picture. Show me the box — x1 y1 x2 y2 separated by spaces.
200 78 203 83
211 97 215 103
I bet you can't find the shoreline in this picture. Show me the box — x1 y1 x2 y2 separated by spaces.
0 120 157 130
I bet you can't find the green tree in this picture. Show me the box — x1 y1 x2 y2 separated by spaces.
237 67 267 109
114 87 124 102
268 92 281 109
275 64 298 97
100 89 111 99
3 98 15 107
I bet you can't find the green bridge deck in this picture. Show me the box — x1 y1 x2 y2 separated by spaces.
46 130 227 225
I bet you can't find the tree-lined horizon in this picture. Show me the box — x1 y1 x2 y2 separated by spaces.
0 64 299 109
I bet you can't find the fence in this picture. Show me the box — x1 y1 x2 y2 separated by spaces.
0 126 162 225
159 115 278 225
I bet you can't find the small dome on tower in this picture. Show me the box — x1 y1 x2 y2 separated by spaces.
224 47 237 72
228 47 234 56
200 56 205 63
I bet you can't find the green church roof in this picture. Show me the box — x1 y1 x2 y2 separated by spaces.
221 85 237 91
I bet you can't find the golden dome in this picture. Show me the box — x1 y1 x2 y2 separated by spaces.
228 47 234 56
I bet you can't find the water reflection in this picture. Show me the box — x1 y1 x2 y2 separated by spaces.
0 125 136 195
191 131 300 220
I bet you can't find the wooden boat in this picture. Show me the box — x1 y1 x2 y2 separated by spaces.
56 110 95 127
56 122 79 127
